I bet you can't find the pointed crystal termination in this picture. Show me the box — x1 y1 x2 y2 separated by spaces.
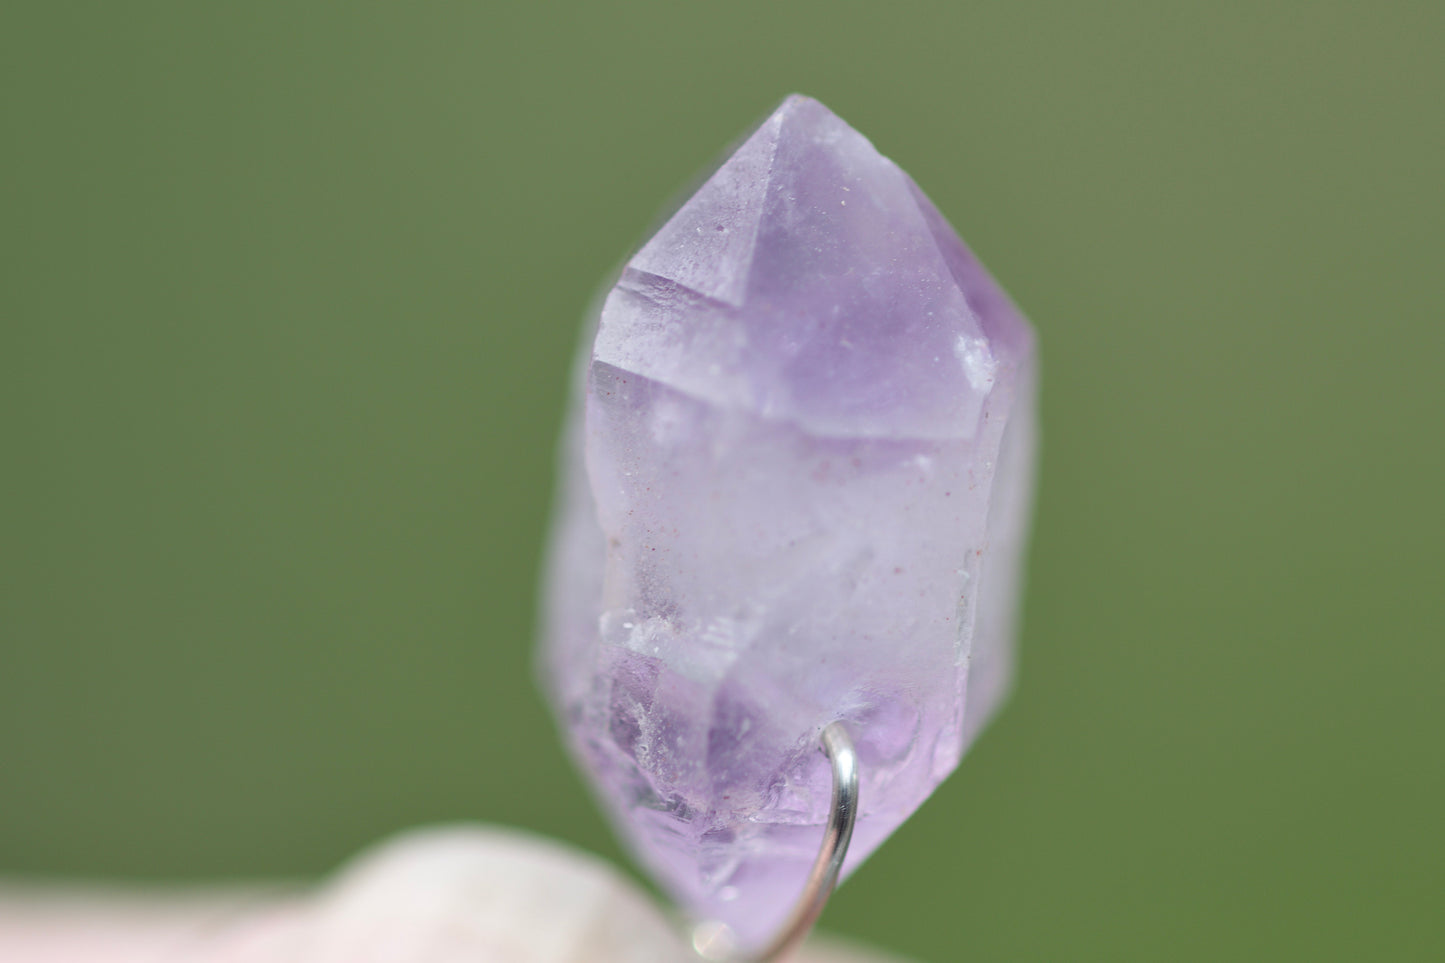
540 95 1036 948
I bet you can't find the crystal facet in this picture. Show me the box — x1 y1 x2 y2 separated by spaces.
541 95 1036 947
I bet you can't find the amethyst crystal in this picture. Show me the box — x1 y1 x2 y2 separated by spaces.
541 95 1036 947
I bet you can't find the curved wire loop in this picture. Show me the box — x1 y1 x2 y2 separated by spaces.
693 722 859 963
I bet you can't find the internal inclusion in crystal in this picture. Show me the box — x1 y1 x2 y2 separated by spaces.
541 94 1036 949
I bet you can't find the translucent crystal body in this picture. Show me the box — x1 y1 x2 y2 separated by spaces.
541 95 1036 947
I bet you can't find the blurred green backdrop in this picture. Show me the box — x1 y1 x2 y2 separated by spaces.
3 1 1441 959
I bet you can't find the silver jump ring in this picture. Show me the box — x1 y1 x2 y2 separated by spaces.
692 722 859 962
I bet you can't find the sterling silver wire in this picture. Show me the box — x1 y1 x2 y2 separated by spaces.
692 722 859 963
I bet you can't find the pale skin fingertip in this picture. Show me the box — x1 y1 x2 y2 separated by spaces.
0 826 913 962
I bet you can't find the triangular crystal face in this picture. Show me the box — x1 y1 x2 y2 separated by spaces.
596 94 1030 440
629 109 779 307
543 95 1037 949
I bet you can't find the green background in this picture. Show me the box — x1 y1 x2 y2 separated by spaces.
3 2 1441 959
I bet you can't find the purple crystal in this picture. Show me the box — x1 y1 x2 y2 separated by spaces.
541 95 1036 947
